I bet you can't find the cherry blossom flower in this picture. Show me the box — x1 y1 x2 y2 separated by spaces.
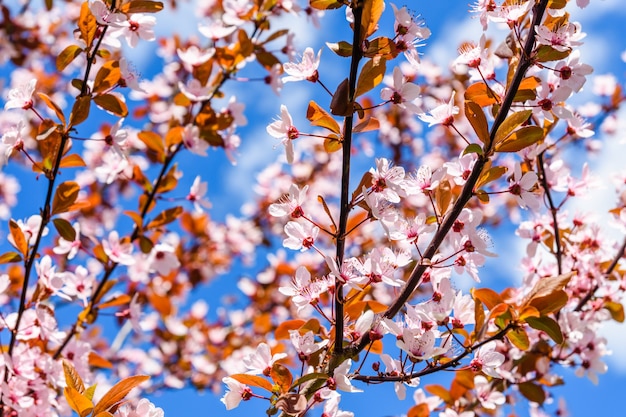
53 222 81 259
269 184 309 218
1 120 25 157
148 242 180 275
469 341 504 378
379 353 419 400
179 79 212 102
102 230 135 265
4 79 36 110
8 214 48 247
397 328 446 360
554 50 593 92
243 343 288 375
198 19 237 41
439 409 475 417
282 48 321 83
474 375 505 409
535 21 586 52
530 83 573 122
110 14 157 48
62 266 93 307
321 390 354 417
332 359 362 392
114 398 164 417
413 388 443 412
182 124 209 156
267 104 299 163
567 113 594 138
390 4 431 39
221 377 252 410
289 329 329 361
104 118 129 156
508 163 540 210
380 67 421 113
283 220 319 251
89 0 124 25
36 255 68 300
369 158 407 203
187 176 212 212
119 58 146 93
177 45 215 72
279 266 326 313
389 212 436 245
418 91 459 127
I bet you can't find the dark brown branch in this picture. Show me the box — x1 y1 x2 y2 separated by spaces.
537 152 563 274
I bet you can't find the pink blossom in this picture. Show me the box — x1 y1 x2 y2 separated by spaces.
535 21 586 52
509 163 540 210
474 375 505 409
1 120 25 157
110 14 157 48
282 48 321 83
102 230 135 265
418 91 459 127
187 176 212 212
4 79 36 110
283 220 319 251
148 242 180 275
267 104 299 163
269 183 309 218
114 398 164 417
53 222 81 259
177 45 215 72
182 124 209 156
381 67 421 113
470 341 504 378
243 343 288 375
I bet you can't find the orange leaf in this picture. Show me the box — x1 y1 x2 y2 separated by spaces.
37 92 66 126
407 403 430 417
464 82 499 107
69 96 91 128
307 101 341 134
0 251 22 264
137 131 165 157
78 2 97 49
146 206 183 230
59 153 86 168
63 360 85 393
360 0 385 41
93 61 121 94
119 0 164 13
464 100 490 146
52 181 80 216
275 319 305 339
472 287 503 310
56 45 83 72
9 220 28 257
92 375 150 415
355 56 386 98
99 294 131 309
93 93 128 117
270 363 293 394
89 352 114 369
229 374 274 392
64 386 94 417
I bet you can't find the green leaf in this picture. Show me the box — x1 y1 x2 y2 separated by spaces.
525 315 563 344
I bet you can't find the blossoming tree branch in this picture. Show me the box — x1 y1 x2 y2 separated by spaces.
0 0 624 416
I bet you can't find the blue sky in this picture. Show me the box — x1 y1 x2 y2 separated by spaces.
2 0 626 416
